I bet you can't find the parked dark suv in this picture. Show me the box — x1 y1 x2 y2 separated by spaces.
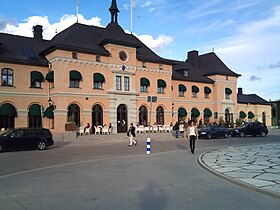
230 122 268 137
0 128 54 152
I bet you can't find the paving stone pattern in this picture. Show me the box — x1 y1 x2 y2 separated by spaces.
201 144 280 196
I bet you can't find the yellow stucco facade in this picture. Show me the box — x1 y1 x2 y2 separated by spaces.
0 42 271 134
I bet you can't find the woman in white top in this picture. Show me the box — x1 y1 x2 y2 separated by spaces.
186 121 199 154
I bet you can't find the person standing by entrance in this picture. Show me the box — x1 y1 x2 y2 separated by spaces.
127 123 137 146
186 121 198 154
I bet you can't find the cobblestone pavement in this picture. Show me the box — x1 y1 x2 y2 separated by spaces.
199 143 280 198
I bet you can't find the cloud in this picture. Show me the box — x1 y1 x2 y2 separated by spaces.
0 18 16 30
1 14 102 40
249 76 261 82
141 1 152 8
201 4 280 100
137 34 174 52
269 61 280 69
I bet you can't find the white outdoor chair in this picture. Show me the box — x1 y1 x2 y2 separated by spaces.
144 126 150 133
94 126 101 134
158 126 164 132
139 125 145 133
85 127 91 135
153 125 158 133
79 126 85 136
164 125 171 132
102 126 109 134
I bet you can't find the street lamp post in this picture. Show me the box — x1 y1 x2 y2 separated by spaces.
147 96 157 155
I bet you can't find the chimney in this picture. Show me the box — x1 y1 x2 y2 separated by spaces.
33 25 43 41
187 50 199 68
238 87 243 94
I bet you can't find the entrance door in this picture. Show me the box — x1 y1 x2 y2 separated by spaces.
117 104 127 133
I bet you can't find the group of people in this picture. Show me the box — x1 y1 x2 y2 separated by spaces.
128 121 198 154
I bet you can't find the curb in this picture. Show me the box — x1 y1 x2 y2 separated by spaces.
197 149 280 199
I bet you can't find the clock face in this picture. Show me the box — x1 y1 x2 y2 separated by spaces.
119 50 128 62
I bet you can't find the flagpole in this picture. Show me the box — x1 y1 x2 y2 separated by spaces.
76 0 79 23
130 0 133 33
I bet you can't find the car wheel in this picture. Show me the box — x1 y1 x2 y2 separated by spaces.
37 141 46 150
207 134 211 139
0 144 3 152
224 133 229 138
239 132 245 138
260 131 266 137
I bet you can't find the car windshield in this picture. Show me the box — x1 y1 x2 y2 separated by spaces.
0 129 14 137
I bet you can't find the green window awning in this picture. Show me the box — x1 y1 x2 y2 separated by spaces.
44 105 54 119
204 86 212 94
225 88 232 95
179 84 186 92
158 79 166 88
248 111 255 119
204 108 212 117
140 78 150 86
46 71 54 82
178 107 187 116
70 70 82 80
28 104 41 116
0 103 17 116
192 85 199 93
191 108 200 117
94 73 105 82
31 71 44 82
239 111 246 119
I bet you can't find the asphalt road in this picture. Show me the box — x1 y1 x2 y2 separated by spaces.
0 131 279 210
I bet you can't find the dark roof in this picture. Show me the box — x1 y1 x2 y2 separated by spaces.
237 93 269 105
0 33 49 67
42 22 174 65
172 61 214 84
42 23 110 56
195 52 241 77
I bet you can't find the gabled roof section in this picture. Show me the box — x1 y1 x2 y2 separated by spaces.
197 52 241 77
0 33 49 67
172 61 214 84
41 23 110 56
237 93 269 105
99 22 140 48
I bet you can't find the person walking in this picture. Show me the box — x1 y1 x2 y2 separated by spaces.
173 122 179 138
127 123 137 146
186 120 198 154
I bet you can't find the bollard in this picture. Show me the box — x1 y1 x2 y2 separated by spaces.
146 137 151 155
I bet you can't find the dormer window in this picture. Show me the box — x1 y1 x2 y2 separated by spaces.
142 62 146 68
72 52 78 59
159 64 163 70
184 70 189 77
96 55 101 62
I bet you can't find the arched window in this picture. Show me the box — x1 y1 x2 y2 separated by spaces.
140 78 150 92
93 73 105 89
225 108 233 124
28 104 42 128
92 104 103 126
139 106 148 126
156 106 164 125
178 107 187 121
67 104 80 126
191 107 200 122
69 70 82 88
0 103 17 129
1 68 13 86
30 71 44 88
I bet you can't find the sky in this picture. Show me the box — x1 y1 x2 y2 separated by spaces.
1 0 280 101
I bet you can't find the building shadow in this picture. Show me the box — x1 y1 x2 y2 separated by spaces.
138 183 168 210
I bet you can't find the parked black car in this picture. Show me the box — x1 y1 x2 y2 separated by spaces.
0 128 54 152
230 122 268 137
198 125 230 139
